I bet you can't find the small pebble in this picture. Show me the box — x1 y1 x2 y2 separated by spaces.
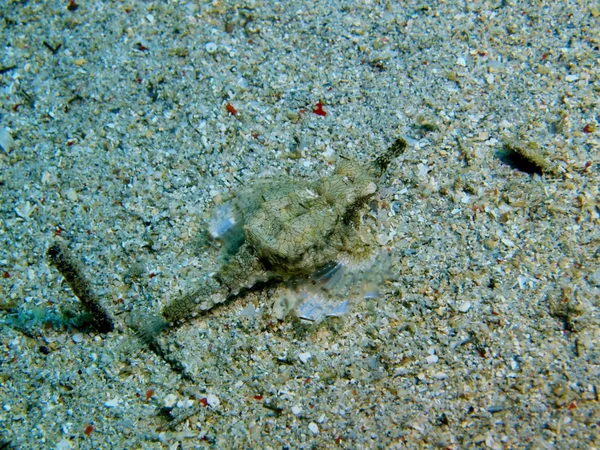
237 76 248 89
72 333 84 343
206 394 220 407
425 355 439 364
0 128 14 152
104 397 119 408
55 439 73 450
163 394 177 408
176 399 194 408
501 237 515 248
308 422 319 434
291 405 302 415
14 201 35 219
457 301 472 313
41 171 52 184
65 188 79 202
205 42 217 54
298 352 312 363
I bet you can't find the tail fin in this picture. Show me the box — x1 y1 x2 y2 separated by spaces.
132 315 168 346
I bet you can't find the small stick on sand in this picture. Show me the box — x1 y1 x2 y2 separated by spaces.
47 240 114 334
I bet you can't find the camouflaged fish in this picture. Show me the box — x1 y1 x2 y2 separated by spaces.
136 138 406 341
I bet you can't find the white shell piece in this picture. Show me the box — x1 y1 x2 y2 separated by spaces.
0 128 14 153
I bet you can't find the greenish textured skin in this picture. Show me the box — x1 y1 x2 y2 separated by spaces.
160 138 407 326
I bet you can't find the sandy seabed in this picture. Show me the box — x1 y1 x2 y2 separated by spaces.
0 1 599 448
